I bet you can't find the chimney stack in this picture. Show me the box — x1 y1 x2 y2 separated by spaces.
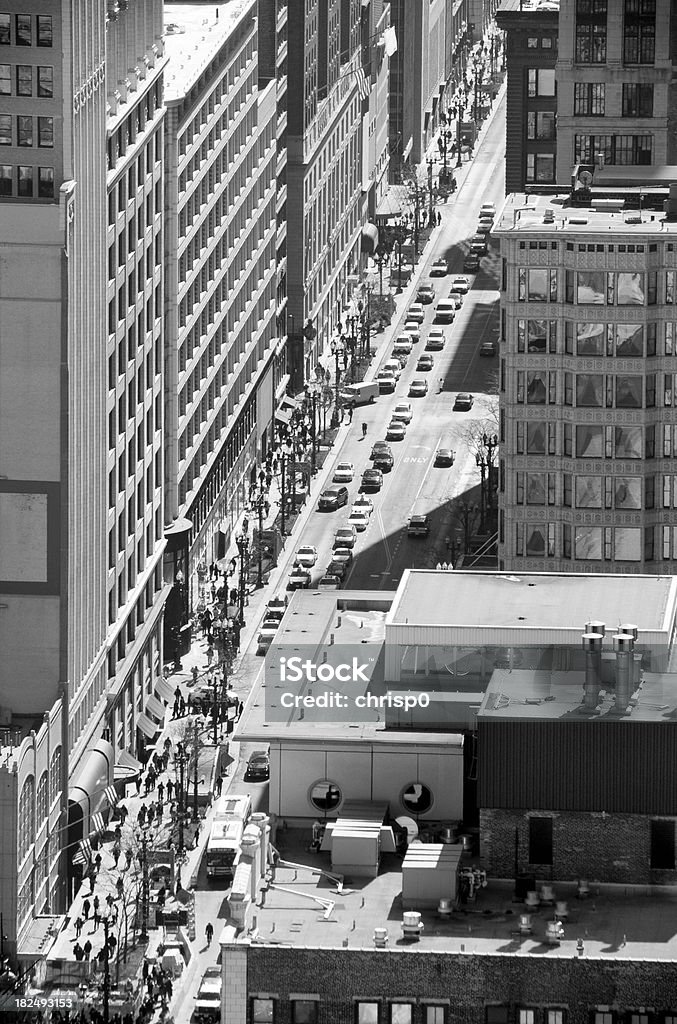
613 633 635 713
581 631 604 709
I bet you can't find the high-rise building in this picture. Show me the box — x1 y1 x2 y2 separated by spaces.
0 0 166 960
494 187 677 572
286 0 365 388
162 1 284 611
556 0 676 182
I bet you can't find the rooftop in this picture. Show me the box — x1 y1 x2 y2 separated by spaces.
494 191 677 235
387 571 677 635
478 668 677 722
496 0 559 17
247 829 677 958
163 1 256 102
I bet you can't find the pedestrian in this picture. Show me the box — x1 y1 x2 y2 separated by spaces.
174 685 181 703
238 700 244 719
362 422 368 438
147 981 154 1003
191 666 199 686
83 940 92 961
119 804 128 825
166 980 173 1000
82 898 91 920
116 876 124 899
162 750 170 771
206 644 214 665
112 842 121 867
138 804 147 827
136 775 142 796
158 781 164 802
166 778 174 801
93 908 100 931
215 775 223 797
205 922 214 946
94 852 102 874
93 894 100 914
172 698 180 720
437 211 442 226
111 903 119 925
147 805 155 828
156 799 164 820
194 824 201 848
125 848 133 870
73 942 84 962
74 916 83 938
179 696 186 716
107 935 117 954
114 824 122 843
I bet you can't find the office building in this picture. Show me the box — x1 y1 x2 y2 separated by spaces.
556 0 676 182
162 2 283 611
493 187 677 572
495 0 558 193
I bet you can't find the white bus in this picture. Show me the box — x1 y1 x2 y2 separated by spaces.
206 793 252 880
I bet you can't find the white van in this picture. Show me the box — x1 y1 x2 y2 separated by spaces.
339 381 379 405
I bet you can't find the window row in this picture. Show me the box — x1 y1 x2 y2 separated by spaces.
575 0 655 65
516 522 645 560
0 63 53 97
107 82 162 171
574 133 653 165
574 82 654 117
0 162 53 198
518 269 661 306
515 472 646 508
514 421 648 459
0 14 53 47
0 113 52 147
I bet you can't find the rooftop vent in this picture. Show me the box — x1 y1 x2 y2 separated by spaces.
568 217 589 225
625 215 642 224
543 209 554 224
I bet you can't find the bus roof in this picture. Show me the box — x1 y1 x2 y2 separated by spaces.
208 818 244 847
213 792 251 821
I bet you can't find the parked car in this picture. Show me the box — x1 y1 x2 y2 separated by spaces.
392 401 413 424
435 445 455 467
318 574 341 590
409 379 428 397
435 300 457 324
353 495 374 516
256 626 278 655
386 419 407 441
407 515 430 537
376 370 396 393
451 275 469 294
245 750 270 781
430 258 448 277
373 449 394 471
334 526 357 549
326 559 348 581
295 545 318 567
370 441 392 460
464 253 480 272
349 507 370 531
480 340 497 357
453 392 474 411
383 359 402 380
416 284 435 304
194 967 222 1024
392 337 413 357
287 566 312 590
361 467 384 491
318 486 349 511
480 202 496 220
417 353 435 371
407 303 425 324
475 218 493 235
426 330 446 351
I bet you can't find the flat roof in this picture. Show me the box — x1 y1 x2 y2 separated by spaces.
163 1 256 102
493 191 677 235
496 0 559 18
387 571 677 634
478 669 677 722
242 829 677 959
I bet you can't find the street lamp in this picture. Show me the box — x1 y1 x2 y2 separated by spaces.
426 158 435 221
304 381 320 474
483 433 499 511
476 453 487 533
134 826 149 941
235 527 249 626
330 337 345 426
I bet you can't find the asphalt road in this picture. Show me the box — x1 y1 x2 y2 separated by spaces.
273 97 506 594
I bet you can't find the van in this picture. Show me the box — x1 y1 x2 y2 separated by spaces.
393 336 413 356
339 381 379 406
435 300 457 324
383 359 402 380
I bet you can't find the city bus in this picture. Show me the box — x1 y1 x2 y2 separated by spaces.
206 793 252 880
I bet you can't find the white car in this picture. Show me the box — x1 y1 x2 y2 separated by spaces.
348 508 370 532
407 303 425 324
448 291 463 309
333 462 354 483
451 276 469 294
383 359 402 380
392 401 413 424
353 495 374 516
403 323 421 343
476 218 493 235
295 545 318 567
480 203 496 220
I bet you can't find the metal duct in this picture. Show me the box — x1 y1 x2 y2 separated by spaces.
613 633 635 713
585 620 606 637
581 632 604 709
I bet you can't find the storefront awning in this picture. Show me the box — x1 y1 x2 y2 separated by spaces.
361 222 379 254
155 676 175 704
114 749 142 781
68 738 113 821
145 694 166 722
136 712 159 739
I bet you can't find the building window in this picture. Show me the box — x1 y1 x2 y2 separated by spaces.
0 162 10 195
527 111 556 139
576 526 603 559
546 1012 566 1024
36 771 48 824
37 16 53 47
575 0 607 62
528 816 553 864
38 116 53 147
574 133 652 164
49 747 61 805
16 14 31 46
38 166 54 198
18 165 32 197
390 1006 413 1024
16 64 31 95
527 68 555 97
0 14 9 44
425 1009 446 1024
292 1002 318 1024
574 82 605 115
622 82 653 116
0 113 10 145
518 1013 536 1024
623 0 655 63
251 999 275 1024
37 66 53 97
401 783 433 814
18 775 35 862
356 1004 380 1024
486 1009 509 1024
526 154 555 182
17 115 32 146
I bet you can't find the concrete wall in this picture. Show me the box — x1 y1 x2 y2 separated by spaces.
480 806 677 885
269 740 463 823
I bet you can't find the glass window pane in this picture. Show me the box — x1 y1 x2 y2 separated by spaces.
577 374 603 406
252 1000 274 1024
391 1007 412 1024
37 16 53 47
38 116 53 147
577 425 603 457
576 322 604 354
0 15 9 44
617 272 645 304
527 269 547 301
526 474 545 504
358 1005 379 1024
615 527 642 560
0 163 11 195
526 527 546 557
616 376 642 407
613 324 643 356
18 165 32 197
16 14 31 45
615 477 641 508
17 115 32 146
38 166 54 198
527 423 546 454
16 65 31 95
575 527 602 559
527 319 547 352
615 426 642 458
527 371 547 404
293 1002 317 1024
577 271 605 303
37 66 53 97
0 64 9 95
576 476 602 507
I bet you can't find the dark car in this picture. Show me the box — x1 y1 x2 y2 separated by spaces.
373 450 394 471
361 468 384 491
417 353 434 371
463 253 480 272
318 486 349 511
416 284 435 304
453 392 474 411
434 446 455 467
407 515 430 537
370 441 392 460
245 750 270 781
327 559 348 580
